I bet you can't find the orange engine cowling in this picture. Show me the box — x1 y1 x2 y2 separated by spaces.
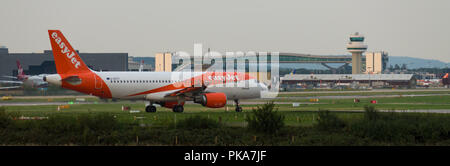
160 101 184 108
201 93 227 108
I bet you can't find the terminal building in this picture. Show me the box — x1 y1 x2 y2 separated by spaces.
0 46 128 77
281 74 416 89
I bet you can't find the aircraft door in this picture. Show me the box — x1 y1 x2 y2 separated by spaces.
94 75 103 90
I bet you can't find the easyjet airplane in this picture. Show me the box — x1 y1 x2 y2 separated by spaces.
44 30 268 113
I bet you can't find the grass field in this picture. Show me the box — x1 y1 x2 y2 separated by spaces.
1 91 450 145
2 94 450 127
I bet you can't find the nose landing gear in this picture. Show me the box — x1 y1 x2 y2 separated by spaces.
234 99 242 112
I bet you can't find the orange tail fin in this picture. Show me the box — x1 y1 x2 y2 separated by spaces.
48 30 90 74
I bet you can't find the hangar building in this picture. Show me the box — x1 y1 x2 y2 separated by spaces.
0 47 128 77
281 74 416 89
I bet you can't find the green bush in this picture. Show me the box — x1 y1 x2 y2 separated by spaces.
316 110 346 131
363 105 379 121
78 113 119 132
176 115 219 130
363 105 398 121
0 107 12 129
349 111 450 144
245 102 285 134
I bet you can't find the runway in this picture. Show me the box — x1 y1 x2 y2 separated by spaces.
2 101 450 113
278 93 450 99
279 88 450 94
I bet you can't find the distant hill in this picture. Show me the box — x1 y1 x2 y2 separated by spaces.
280 56 450 69
388 56 450 69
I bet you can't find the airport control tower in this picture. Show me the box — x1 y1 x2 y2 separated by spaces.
347 32 368 74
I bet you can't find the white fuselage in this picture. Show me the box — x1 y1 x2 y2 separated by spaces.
95 71 267 101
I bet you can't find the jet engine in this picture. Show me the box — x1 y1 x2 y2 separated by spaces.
195 93 227 108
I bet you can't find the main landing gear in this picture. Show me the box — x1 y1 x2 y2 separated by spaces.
172 105 184 113
234 99 242 112
145 102 184 113
145 105 156 113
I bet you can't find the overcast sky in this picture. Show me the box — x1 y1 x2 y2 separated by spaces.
1 0 449 62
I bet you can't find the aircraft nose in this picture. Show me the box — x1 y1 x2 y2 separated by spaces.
259 82 269 91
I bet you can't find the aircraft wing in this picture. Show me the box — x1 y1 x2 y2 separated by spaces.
1 76 17 79
168 86 204 97
0 80 23 84
0 86 22 90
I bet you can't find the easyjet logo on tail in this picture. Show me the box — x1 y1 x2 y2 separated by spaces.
51 32 81 69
